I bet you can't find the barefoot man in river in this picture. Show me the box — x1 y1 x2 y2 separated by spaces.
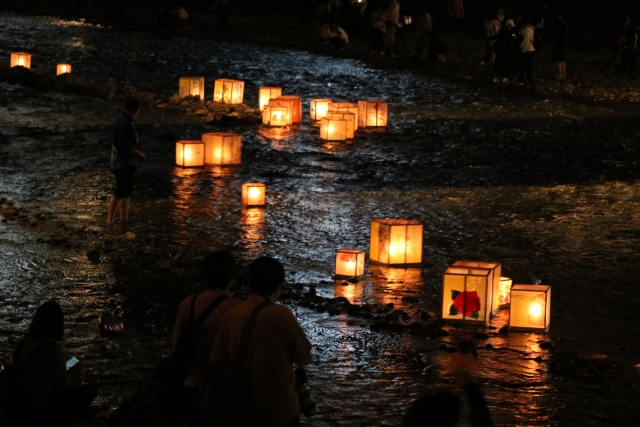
107 98 145 224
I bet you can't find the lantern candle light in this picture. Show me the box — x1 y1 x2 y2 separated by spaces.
179 77 205 99
319 117 347 141
262 102 290 127
242 183 266 207
10 52 31 69
203 132 242 166
259 86 282 112
214 79 244 104
509 284 551 331
358 100 388 128
329 112 356 139
277 96 301 124
334 249 365 279
369 219 423 266
56 64 72 75
442 265 494 325
175 140 205 168
310 98 332 121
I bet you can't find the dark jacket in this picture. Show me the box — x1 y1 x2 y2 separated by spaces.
111 113 139 169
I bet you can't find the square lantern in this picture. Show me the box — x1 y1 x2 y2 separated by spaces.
214 79 244 104
259 86 282 112
358 100 388 128
179 77 205 99
334 249 365 279
369 219 423 266
262 103 290 127
203 132 242 166
452 260 502 315
442 266 493 325
329 102 359 130
56 64 72 75
509 284 551 332
242 183 266 207
175 140 205 168
319 117 347 141
10 52 31 69
329 112 356 139
498 277 512 307
277 96 301 124
310 98 332 121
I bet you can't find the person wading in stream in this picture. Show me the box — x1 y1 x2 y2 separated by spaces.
107 98 146 224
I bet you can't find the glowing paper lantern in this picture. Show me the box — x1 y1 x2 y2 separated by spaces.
310 98 332 121
369 219 423 266
499 277 513 307
259 86 282 112
10 52 31 69
214 79 244 104
203 132 241 166
319 117 347 141
452 260 502 314
358 100 388 128
329 112 356 139
509 284 551 331
175 140 205 168
329 102 359 130
242 183 266 207
277 96 301 124
442 266 493 325
262 101 290 127
334 249 365 279
179 77 205 98
56 64 72 75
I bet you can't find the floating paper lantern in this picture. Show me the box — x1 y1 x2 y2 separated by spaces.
242 183 266 207
10 52 31 69
262 102 290 127
56 63 72 75
179 77 205 98
310 98 332 121
329 112 356 139
329 102 359 130
498 277 513 307
442 266 493 325
358 100 388 128
214 79 244 104
203 132 241 166
334 249 365 279
509 284 551 331
259 86 282 112
369 219 423 266
319 117 347 141
452 260 502 314
176 140 205 168
277 95 301 124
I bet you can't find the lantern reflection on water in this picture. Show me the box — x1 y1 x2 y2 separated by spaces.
310 98 332 121
56 63 72 75
452 260 502 315
10 52 31 68
179 77 205 98
357 100 388 128
277 95 301 124
369 219 423 266
214 79 244 104
175 140 205 168
319 117 347 141
203 132 241 166
329 112 356 139
334 249 365 279
329 102 359 130
442 265 493 325
509 284 551 331
242 183 266 207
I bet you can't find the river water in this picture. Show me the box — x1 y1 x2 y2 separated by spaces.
1 13 640 426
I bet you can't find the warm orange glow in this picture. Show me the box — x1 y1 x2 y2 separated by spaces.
179 77 205 98
56 63 72 75
370 219 423 266
214 79 244 104
358 100 388 127
310 98 332 121
203 132 242 166
509 284 551 331
242 183 266 207
529 301 542 317
176 140 205 167
259 87 282 112
277 95 301 124
320 118 347 141
442 266 493 325
329 102 359 130
10 52 31 69
452 261 502 315
334 249 365 278
263 103 290 127
499 277 512 306
329 112 356 139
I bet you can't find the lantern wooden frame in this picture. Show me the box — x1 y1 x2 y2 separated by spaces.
259 86 282 112
310 98 332 121
179 77 205 99
442 266 493 325
277 95 301 124
319 117 347 141
203 132 242 166
175 140 205 168
329 112 356 139
452 260 502 315
369 219 423 266
10 52 31 69
242 183 266 207
56 64 72 75
358 100 388 128
329 102 359 130
214 79 244 104
334 249 366 279
509 284 551 332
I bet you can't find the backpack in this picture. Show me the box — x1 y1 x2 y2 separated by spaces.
0 340 55 412
198 300 270 427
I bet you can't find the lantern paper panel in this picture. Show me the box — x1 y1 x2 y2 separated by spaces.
262 103 290 127
10 52 31 69
259 86 282 112
179 77 205 99
499 277 513 307
277 96 301 124
509 284 551 331
319 118 347 141
442 267 493 325
267 99 294 125
369 219 423 266
57 64 72 75
175 140 205 168
358 100 388 128
329 102 359 130
310 98 332 121
203 132 242 166
334 249 366 279
452 260 502 314
214 79 244 104
329 112 356 139
242 183 266 207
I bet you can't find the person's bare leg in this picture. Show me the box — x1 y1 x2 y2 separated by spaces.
118 198 130 222
107 196 118 224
